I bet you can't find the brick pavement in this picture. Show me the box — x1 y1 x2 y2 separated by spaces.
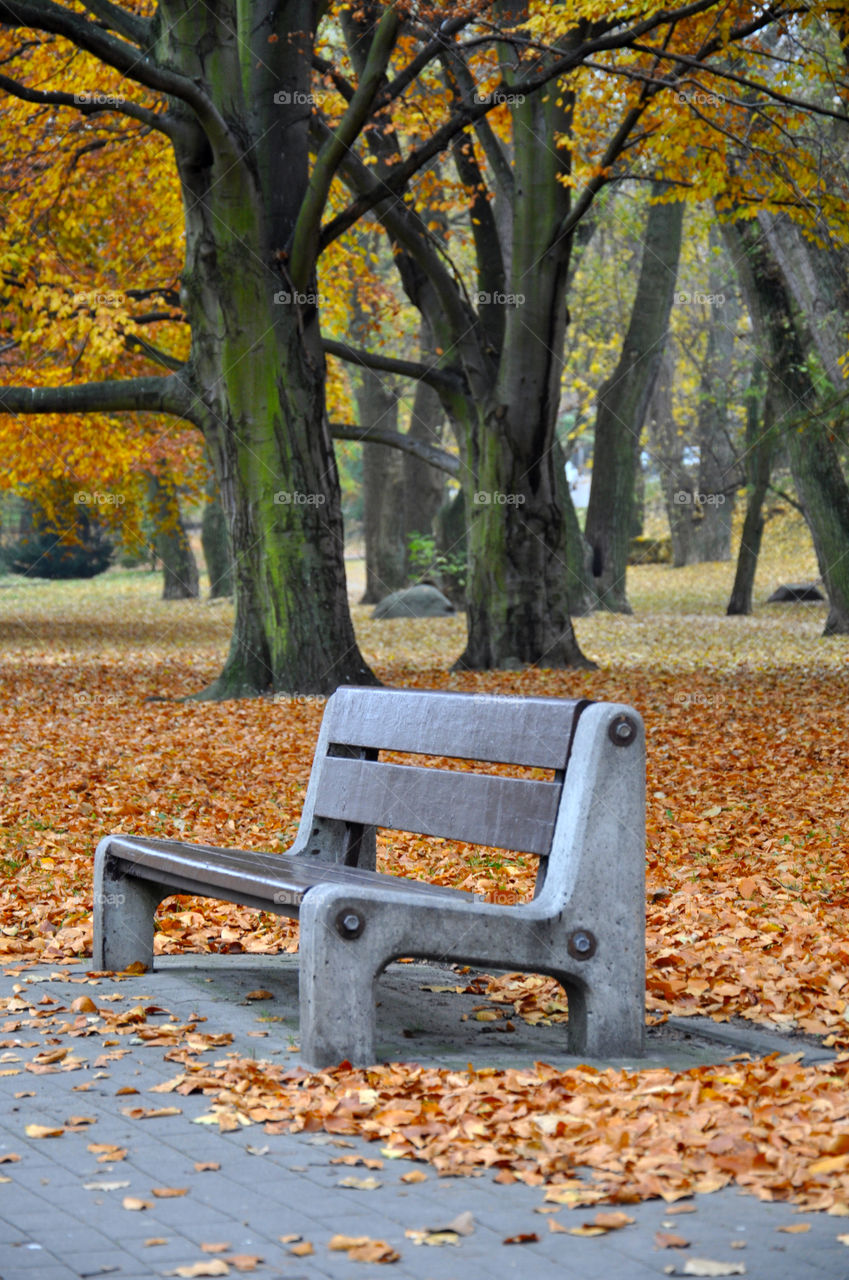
0 957 845 1280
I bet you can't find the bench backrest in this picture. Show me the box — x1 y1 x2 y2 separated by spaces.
299 688 589 873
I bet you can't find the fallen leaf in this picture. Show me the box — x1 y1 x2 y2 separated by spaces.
223 1257 262 1272
809 1154 849 1176
348 1240 399 1263
656 1231 691 1248
70 996 98 1013
329 1235 373 1251
24 1124 64 1139
338 1175 382 1190
153 1187 189 1198
122 1106 182 1119
145 1238 169 1246
195 1161 220 1172
400 1169 428 1184
0 1154 20 1164
503 1232 539 1244
83 1180 130 1191
682 1261 746 1276
777 1223 811 1234
406 1229 460 1247
166 1264 229 1278
244 990 273 1001
200 1243 231 1254
122 1197 153 1211
593 1211 635 1230
288 1240 314 1257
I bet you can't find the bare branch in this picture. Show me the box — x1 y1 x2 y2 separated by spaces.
330 421 459 476
324 338 464 396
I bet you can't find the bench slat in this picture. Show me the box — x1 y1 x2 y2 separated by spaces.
326 688 587 768
106 837 473 907
313 758 560 854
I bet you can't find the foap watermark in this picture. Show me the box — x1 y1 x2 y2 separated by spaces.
473 491 525 506
673 490 725 507
271 693 327 708
74 91 125 107
72 291 125 308
273 491 326 506
474 90 525 106
272 888 305 906
474 290 525 307
473 889 522 905
674 691 724 709
73 692 122 708
675 290 726 306
93 890 125 907
675 90 721 107
273 290 324 306
273 90 317 105
74 491 125 506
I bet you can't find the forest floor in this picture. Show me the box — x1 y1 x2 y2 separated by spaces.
1 506 848 1210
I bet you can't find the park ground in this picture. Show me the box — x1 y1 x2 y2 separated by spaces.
0 507 848 1214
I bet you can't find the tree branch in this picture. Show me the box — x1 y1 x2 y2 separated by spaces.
0 0 242 162
439 43 514 203
330 422 459 476
124 335 186 372
0 373 197 421
78 0 149 46
0 71 190 145
323 339 464 396
289 4 401 287
317 0 728 249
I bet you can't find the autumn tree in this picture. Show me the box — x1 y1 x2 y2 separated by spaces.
327 3 847 664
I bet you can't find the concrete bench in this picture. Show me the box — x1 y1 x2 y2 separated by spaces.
93 688 645 1067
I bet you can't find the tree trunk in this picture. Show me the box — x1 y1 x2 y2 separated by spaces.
584 192 685 611
453 83 592 669
146 464 199 601
402 324 446 569
159 0 375 696
357 377 405 604
200 470 233 599
691 267 739 562
727 370 775 615
759 211 849 391
723 217 849 634
647 353 698 567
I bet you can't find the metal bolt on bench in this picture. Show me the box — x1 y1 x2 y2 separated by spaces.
92 688 646 1067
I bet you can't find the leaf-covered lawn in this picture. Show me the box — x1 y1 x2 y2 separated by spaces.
1 513 848 1207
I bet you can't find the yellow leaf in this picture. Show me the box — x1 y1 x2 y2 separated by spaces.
25 1124 64 1139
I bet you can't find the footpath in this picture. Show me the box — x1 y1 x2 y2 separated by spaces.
0 955 846 1280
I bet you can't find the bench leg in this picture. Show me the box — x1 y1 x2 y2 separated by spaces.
297 898 383 1068
92 839 161 971
562 974 645 1058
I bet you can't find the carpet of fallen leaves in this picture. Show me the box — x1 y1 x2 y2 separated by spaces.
1 509 848 1207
